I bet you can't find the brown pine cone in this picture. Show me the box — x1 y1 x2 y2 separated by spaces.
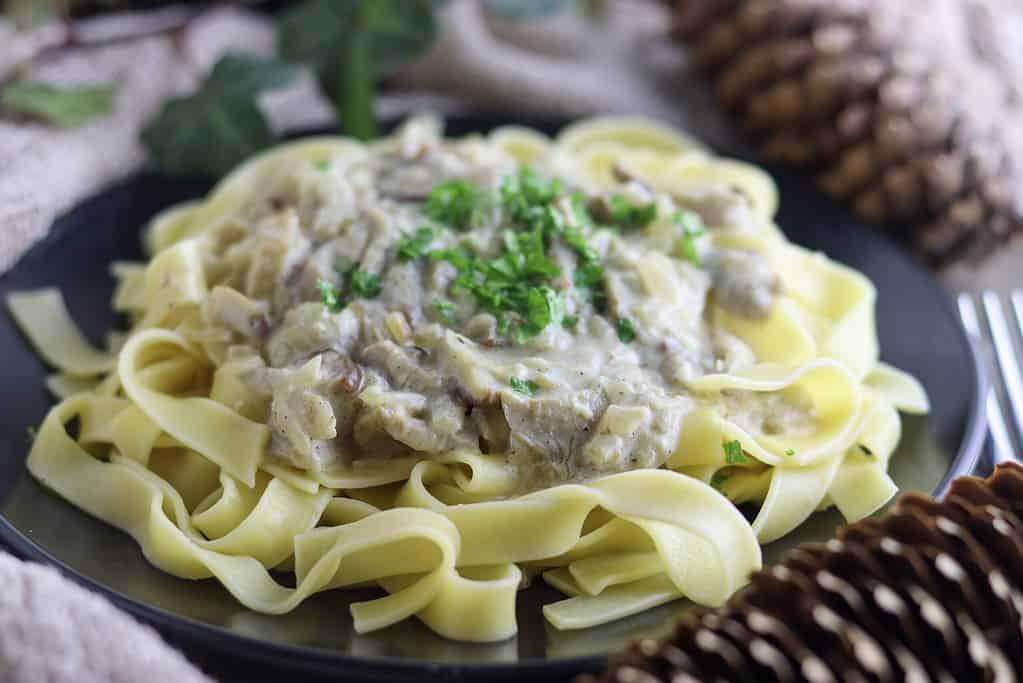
583 462 1023 682
669 0 1023 266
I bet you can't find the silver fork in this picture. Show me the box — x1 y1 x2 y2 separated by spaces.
957 290 1023 465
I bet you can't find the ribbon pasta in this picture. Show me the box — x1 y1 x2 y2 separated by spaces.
8 116 926 641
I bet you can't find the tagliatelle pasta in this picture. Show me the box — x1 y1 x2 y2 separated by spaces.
7 115 928 642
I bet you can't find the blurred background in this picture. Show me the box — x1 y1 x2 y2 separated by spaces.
2 0 1021 293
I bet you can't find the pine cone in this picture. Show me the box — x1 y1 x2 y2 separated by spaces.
669 0 1023 266
583 462 1023 682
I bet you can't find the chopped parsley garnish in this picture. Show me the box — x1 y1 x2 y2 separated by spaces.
564 227 598 262
723 439 747 465
560 196 610 311
569 191 595 230
314 158 330 171
431 244 475 272
710 470 730 488
608 194 657 229
420 168 670 344
500 229 560 281
317 263 380 310
350 270 382 298
316 279 345 313
432 299 459 325
397 226 435 262
501 167 562 227
509 376 539 396
574 260 607 312
430 226 563 343
674 209 705 266
785 448 795 457
858 444 875 457
424 179 489 230
616 317 637 343
522 286 565 338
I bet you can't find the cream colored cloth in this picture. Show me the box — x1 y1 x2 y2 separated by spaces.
0 0 724 278
0 1 1020 681
0 553 211 683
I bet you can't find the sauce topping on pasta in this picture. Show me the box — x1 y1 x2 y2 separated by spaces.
198 117 797 491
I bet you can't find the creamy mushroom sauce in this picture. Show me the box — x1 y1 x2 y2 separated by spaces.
199 119 808 492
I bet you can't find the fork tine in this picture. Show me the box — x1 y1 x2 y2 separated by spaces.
958 293 1017 464
985 392 1017 465
1011 289 1023 347
981 291 1023 447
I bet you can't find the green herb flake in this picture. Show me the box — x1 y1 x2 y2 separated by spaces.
616 317 637 344
524 286 565 334
562 314 579 329
350 270 382 298
674 209 705 267
316 279 345 313
858 444 875 457
499 167 564 237
397 226 435 262
564 227 599 263
513 167 561 207
710 470 730 489
574 260 607 312
430 244 475 271
432 299 458 325
608 194 657 229
723 439 747 465
509 377 539 397
314 159 330 171
784 448 795 457
1 81 117 128
425 180 488 230
570 192 595 230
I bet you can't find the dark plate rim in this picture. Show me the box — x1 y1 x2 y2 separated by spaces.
0 115 988 680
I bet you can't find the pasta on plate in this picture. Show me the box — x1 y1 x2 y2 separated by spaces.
7 115 929 643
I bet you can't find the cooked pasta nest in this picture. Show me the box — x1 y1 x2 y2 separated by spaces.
7 116 929 642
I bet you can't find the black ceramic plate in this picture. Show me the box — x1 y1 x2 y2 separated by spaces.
0 116 985 683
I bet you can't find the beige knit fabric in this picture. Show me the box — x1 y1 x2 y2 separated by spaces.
0 553 211 683
0 1 1020 681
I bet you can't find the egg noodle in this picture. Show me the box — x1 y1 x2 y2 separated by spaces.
7 116 929 642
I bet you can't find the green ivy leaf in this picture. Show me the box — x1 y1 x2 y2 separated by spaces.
202 53 297 99
484 0 572 18
141 54 296 177
0 82 116 128
279 0 436 140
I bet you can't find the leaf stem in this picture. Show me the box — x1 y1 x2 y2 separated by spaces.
338 24 376 140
